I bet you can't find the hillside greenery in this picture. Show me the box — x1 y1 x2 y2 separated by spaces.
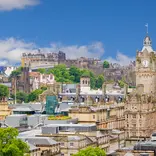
10 64 105 102
38 64 105 89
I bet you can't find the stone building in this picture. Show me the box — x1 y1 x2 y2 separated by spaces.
20 137 61 156
21 51 65 69
39 124 110 155
125 34 156 139
29 72 55 91
69 103 125 131
0 101 11 120
11 67 30 94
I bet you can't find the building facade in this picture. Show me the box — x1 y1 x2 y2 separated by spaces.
11 67 30 94
125 34 156 139
29 72 55 91
69 103 125 130
21 51 66 69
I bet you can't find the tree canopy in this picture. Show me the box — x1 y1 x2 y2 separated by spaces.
0 127 29 156
9 67 23 79
28 89 43 102
72 147 106 156
103 61 110 68
0 84 9 100
11 92 28 103
95 75 105 89
118 77 126 88
39 64 104 89
11 87 47 103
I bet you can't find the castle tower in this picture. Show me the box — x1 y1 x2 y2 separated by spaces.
135 34 156 94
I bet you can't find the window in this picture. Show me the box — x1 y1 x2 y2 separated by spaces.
132 124 136 127
132 132 136 136
133 115 136 118
70 142 74 147
60 143 64 147
93 115 95 119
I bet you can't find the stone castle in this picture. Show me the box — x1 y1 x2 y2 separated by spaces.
21 50 135 85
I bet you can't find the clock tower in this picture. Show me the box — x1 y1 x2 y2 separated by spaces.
136 35 156 94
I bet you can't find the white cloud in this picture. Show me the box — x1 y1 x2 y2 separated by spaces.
0 60 9 66
43 42 104 59
106 52 135 66
0 38 104 66
0 38 135 66
0 38 35 65
0 0 39 11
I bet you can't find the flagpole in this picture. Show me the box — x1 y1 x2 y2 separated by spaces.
15 77 17 104
145 23 148 34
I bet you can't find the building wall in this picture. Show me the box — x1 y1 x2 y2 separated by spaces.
69 104 125 130
0 102 11 120
125 93 156 138
29 150 41 156
116 150 154 156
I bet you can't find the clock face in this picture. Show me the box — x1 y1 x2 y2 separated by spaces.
142 60 149 67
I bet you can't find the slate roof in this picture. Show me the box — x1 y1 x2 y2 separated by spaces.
24 137 58 146
28 143 40 151
68 136 82 141
13 106 35 112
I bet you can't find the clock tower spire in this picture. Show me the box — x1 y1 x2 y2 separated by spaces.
136 33 156 94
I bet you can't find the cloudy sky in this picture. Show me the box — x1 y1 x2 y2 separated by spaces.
0 0 156 66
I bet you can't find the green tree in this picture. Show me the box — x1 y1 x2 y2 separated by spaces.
38 64 104 89
72 147 106 156
96 75 104 88
103 61 110 68
9 67 23 79
69 66 81 83
37 68 46 74
40 86 47 91
28 89 43 102
47 64 72 83
11 92 28 103
118 77 126 88
0 127 29 156
0 84 9 100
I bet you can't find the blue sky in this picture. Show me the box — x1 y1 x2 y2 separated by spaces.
0 0 156 65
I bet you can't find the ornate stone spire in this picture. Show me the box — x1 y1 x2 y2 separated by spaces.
142 35 153 52
141 24 153 52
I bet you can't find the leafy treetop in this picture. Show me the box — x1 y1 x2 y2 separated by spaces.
72 147 106 156
38 64 104 89
0 127 29 156
0 84 9 100
9 67 23 79
103 61 110 68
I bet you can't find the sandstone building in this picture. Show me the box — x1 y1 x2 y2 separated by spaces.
125 34 156 139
